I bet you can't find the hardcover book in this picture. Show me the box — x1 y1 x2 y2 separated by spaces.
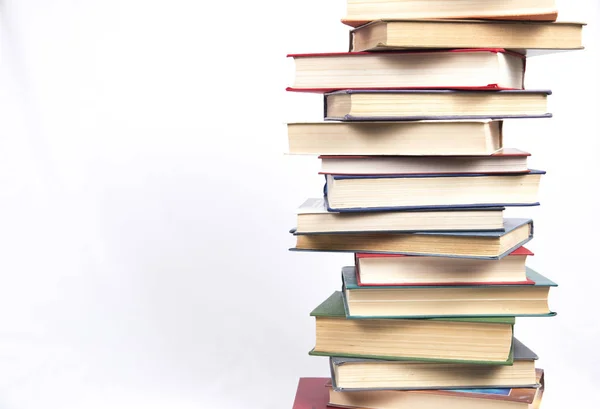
310 291 515 364
349 20 584 52
328 370 545 409
330 338 539 391
324 89 552 121
292 371 545 409
296 198 506 234
342 266 557 318
287 120 504 156
291 218 534 259
323 171 545 211
287 49 525 92
319 148 531 175
341 0 558 27
355 247 533 285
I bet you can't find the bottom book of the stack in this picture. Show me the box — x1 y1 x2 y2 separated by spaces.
292 369 544 409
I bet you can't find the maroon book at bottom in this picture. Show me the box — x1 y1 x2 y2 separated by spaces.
292 378 329 409
292 373 544 409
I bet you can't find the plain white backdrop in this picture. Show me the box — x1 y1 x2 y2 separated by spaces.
0 0 597 408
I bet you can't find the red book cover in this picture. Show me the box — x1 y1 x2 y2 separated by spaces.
286 49 526 93
292 378 329 409
355 247 535 286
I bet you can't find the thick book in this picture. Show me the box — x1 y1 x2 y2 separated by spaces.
320 149 530 175
342 266 557 318
324 89 552 121
287 120 503 156
350 20 584 52
355 247 533 285
287 49 525 92
328 370 545 409
310 291 515 364
291 218 534 260
296 198 505 234
292 372 545 409
324 171 544 211
342 0 557 27
330 338 539 391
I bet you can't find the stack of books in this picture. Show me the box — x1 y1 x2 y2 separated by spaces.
286 1 584 409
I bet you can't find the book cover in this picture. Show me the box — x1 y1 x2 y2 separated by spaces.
413 369 544 404
292 378 330 409
298 198 506 215
320 148 531 161
310 291 515 365
341 266 557 318
290 218 534 260
348 20 584 53
311 291 516 324
323 89 552 121
292 371 544 409
287 49 525 93
324 171 546 212
297 198 507 233
294 218 531 237
329 338 539 391
355 246 534 286
319 148 531 175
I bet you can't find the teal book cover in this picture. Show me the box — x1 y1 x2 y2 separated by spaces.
341 266 557 319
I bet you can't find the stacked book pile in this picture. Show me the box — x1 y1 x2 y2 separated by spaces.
286 1 584 409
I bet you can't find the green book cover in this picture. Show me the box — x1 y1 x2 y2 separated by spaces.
311 291 516 324
309 347 515 366
310 291 515 365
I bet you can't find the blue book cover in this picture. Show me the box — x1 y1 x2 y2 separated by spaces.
290 218 533 260
324 89 553 121
297 197 507 233
324 170 546 212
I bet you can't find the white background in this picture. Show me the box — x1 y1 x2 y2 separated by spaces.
0 0 597 408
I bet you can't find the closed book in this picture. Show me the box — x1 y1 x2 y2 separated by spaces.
291 218 533 260
319 149 530 175
324 171 544 211
342 0 557 27
350 20 584 52
324 90 551 121
296 198 505 234
342 266 557 318
292 372 545 409
328 370 545 409
310 291 515 364
287 120 503 156
287 49 525 92
330 338 539 391
355 247 533 285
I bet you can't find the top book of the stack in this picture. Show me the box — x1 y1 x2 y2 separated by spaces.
344 0 584 55
343 0 560 27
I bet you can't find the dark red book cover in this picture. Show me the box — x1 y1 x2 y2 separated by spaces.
355 246 535 286
292 378 329 409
